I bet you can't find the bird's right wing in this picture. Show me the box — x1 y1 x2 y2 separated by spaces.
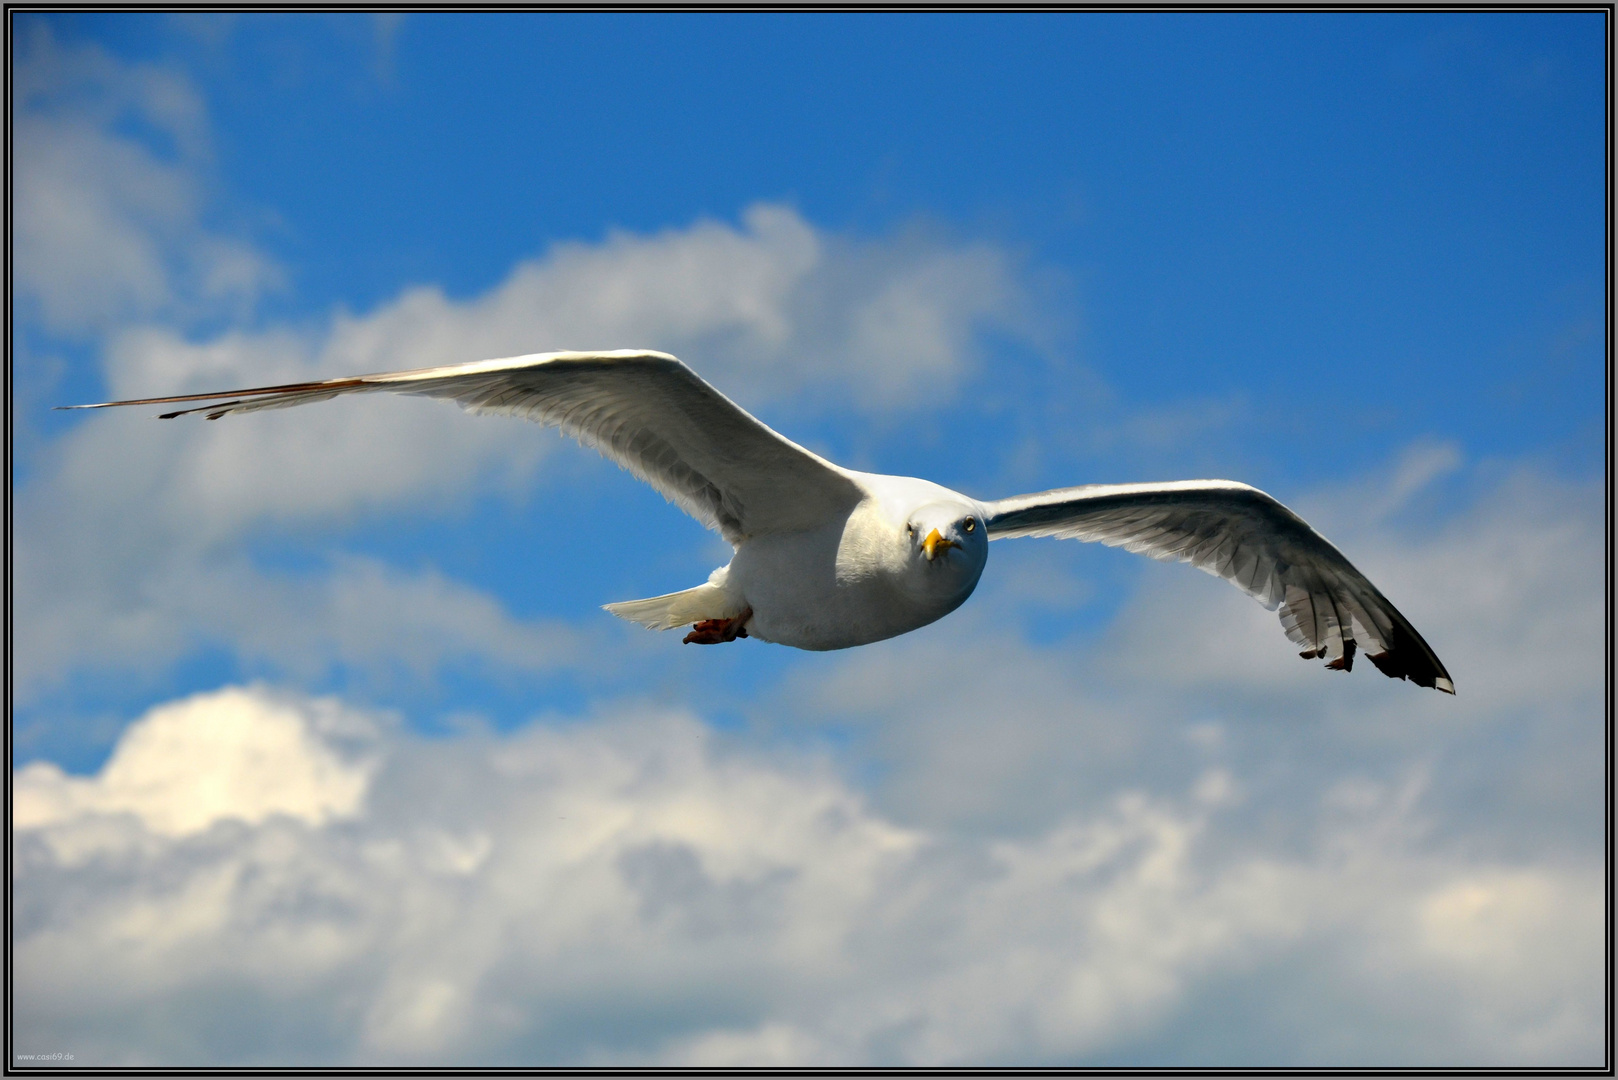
984 479 1453 692
60 350 864 544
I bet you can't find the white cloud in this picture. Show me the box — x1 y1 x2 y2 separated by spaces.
96 201 1028 411
12 24 280 333
13 537 586 711
1406 868 1603 1055
13 687 918 1064
11 675 1603 1067
15 686 376 840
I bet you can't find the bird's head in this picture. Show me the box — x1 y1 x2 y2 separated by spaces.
903 501 988 588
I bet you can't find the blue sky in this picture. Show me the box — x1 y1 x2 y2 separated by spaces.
11 12 1608 1068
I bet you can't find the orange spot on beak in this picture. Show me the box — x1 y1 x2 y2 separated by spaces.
923 528 959 561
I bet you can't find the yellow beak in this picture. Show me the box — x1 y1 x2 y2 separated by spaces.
923 528 959 561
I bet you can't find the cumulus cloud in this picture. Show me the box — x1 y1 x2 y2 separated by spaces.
12 680 1602 1066
15 686 375 838
92 201 1027 411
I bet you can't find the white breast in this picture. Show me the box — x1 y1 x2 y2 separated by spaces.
728 479 987 650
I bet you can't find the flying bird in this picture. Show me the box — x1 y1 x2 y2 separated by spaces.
62 350 1454 692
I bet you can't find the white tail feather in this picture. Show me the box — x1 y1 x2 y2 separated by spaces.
603 582 741 631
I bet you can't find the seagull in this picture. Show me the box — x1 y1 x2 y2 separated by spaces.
62 349 1453 692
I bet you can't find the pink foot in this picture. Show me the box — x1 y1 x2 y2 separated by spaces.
683 608 752 645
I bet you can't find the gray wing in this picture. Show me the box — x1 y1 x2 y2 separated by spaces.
60 350 864 544
985 479 1453 693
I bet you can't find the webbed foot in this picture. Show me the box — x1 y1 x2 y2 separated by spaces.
683 608 752 645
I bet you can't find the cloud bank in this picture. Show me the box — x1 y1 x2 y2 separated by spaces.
13 661 1601 1067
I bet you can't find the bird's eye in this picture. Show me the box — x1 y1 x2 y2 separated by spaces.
906 524 915 537
963 517 976 533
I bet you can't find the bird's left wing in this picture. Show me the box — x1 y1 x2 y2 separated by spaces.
60 350 864 544
984 480 1453 692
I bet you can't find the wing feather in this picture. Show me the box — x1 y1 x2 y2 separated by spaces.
984 479 1453 692
60 350 863 544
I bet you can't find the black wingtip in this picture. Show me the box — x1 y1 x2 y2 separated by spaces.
1366 648 1455 694
1301 631 1452 693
